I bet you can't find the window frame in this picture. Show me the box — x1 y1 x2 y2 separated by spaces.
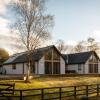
12 64 16 70
44 48 60 74
78 64 81 71
88 54 98 73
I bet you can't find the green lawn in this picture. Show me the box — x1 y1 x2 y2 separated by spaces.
0 76 100 89
0 76 100 100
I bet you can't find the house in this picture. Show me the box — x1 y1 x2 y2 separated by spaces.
63 51 100 74
3 45 65 75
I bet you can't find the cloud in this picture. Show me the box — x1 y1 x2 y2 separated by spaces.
89 30 100 42
0 17 25 54
66 40 77 46
0 0 10 15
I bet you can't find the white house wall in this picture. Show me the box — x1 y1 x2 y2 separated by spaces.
3 64 24 75
3 62 38 75
38 57 44 74
67 64 84 74
24 63 28 74
60 57 65 74
67 53 100 74
3 56 65 75
78 64 84 74
67 65 78 73
20 62 41 75
84 62 89 74
35 62 38 74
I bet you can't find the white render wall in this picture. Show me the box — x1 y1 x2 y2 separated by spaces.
3 56 65 75
3 62 39 75
60 57 65 74
35 62 38 74
3 63 24 74
67 64 84 74
78 64 84 74
24 63 28 74
84 62 89 74
38 57 44 74
67 64 78 73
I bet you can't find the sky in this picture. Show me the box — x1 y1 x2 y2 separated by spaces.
0 0 100 54
46 0 100 44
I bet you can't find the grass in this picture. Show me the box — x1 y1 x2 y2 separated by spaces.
0 76 100 89
1 76 100 100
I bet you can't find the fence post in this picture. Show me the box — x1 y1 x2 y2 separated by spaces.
74 86 76 98
97 84 99 96
86 85 88 97
59 87 62 100
41 89 44 100
13 83 15 96
20 90 23 100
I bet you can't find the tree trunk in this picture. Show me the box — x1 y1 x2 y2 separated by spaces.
25 51 31 83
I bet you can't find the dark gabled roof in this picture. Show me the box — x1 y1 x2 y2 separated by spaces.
62 51 100 65
4 45 64 65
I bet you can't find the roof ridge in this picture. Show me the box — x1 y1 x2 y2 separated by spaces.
63 51 93 56
12 45 55 56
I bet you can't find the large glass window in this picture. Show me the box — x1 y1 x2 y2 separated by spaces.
45 62 52 74
94 64 98 73
53 62 60 74
89 64 93 73
53 49 60 60
45 49 60 74
45 50 52 60
88 55 98 73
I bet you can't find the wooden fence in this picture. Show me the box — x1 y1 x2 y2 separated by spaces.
0 84 100 100
0 83 15 99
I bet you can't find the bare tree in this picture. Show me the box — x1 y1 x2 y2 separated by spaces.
56 39 68 53
10 0 53 82
87 37 99 51
73 41 85 53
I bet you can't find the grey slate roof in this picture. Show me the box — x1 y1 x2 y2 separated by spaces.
62 51 99 64
4 45 62 65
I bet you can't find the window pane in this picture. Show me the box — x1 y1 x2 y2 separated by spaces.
89 55 98 63
45 62 52 74
53 49 60 60
89 64 93 73
45 50 52 60
94 64 98 73
12 64 16 70
53 62 60 74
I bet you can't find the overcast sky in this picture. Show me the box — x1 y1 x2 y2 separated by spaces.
0 0 100 54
